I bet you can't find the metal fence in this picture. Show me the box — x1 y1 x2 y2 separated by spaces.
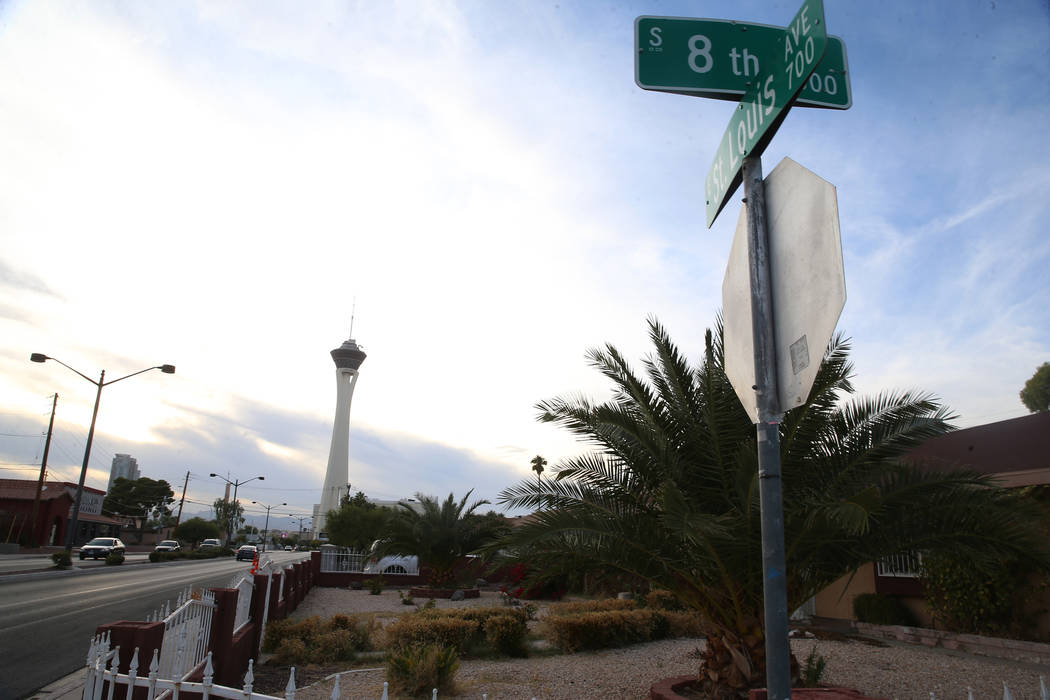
877 550 923 578
157 588 215 681
320 546 368 573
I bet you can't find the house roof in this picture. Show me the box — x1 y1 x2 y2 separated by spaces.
0 478 106 502
907 412 1050 487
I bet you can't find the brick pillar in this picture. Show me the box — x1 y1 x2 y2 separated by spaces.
311 550 321 585
94 620 165 700
208 588 240 687
293 563 304 605
269 571 284 620
251 573 271 658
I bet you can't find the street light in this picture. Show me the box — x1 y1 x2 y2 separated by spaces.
29 353 175 552
285 514 311 544
251 500 286 551
210 473 264 545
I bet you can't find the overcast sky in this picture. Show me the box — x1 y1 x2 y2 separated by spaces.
1 1 1047 529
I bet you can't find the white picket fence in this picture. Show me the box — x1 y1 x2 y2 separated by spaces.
83 634 525 700
924 677 1050 700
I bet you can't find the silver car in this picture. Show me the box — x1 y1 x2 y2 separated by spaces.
154 540 181 552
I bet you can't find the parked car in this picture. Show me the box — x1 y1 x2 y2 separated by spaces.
153 540 181 553
236 544 258 561
363 539 418 575
199 538 222 550
284 545 293 551
79 537 126 560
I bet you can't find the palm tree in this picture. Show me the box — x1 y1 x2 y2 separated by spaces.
497 318 1050 698
530 455 547 487
381 490 495 588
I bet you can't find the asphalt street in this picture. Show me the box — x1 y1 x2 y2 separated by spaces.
0 552 306 699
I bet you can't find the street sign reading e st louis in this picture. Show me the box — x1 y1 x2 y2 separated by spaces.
635 16 850 110
704 0 828 226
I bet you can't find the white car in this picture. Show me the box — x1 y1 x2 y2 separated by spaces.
153 540 181 552
363 539 418 575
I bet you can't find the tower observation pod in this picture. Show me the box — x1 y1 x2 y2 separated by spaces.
316 337 366 537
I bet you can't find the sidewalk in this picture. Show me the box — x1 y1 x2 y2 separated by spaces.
25 668 85 700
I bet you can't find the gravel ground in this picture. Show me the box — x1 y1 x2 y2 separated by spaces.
263 587 1050 699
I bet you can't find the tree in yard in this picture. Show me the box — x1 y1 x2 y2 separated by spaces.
1020 362 1050 412
213 498 245 541
103 477 175 524
175 517 221 547
530 455 547 487
380 490 502 587
326 492 393 550
496 318 1050 698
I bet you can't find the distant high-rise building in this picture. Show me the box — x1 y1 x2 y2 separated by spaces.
108 454 140 491
313 334 367 537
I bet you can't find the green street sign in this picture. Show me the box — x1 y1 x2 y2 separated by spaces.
636 17 850 110
704 0 828 227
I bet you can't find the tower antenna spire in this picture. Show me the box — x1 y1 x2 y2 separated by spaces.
349 298 356 338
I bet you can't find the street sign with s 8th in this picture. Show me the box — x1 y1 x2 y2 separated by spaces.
636 16 850 110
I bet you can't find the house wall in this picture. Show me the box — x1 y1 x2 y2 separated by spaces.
813 563 877 620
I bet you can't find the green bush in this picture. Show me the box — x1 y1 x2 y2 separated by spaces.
386 644 459 698
105 552 125 565
483 614 528 657
367 576 385 595
51 551 71 568
852 593 918 627
920 551 1037 638
799 646 828 687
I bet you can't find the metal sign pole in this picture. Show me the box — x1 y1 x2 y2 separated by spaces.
742 154 791 699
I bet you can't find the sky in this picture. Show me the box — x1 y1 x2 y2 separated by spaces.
1 0 1048 531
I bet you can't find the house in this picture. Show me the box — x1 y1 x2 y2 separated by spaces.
0 478 123 548
812 412 1050 627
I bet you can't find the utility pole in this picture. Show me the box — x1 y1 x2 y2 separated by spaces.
174 471 189 533
30 394 58 547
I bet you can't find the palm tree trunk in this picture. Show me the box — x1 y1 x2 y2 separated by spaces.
697 627 796 698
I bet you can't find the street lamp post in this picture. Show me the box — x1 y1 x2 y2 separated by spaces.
30 354 175 553
210 473 264 545
252 500 286 551
285 514 311 544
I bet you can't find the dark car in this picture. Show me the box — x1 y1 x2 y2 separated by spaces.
236 544 257 561
79 537 126 560
153 540 181 553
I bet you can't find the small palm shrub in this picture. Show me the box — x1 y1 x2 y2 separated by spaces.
799 646 828 687
367 576 385 595
386 643 459 697
51 551 71 568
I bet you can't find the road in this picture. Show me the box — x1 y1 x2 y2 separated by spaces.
0 553 306 699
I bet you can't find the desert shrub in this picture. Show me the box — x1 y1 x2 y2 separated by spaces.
542 609 663 652
383 616 477 654
546 598 636 617
541 607 700 653
483 614 528 657
645 589 684 611
275 637 307 665
663 610 704 637
852 593 918 627
367 576 385 595
264 614 371 662
399 590 415 605
105 552 125 565
386 644 459 697
51 551 71 568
